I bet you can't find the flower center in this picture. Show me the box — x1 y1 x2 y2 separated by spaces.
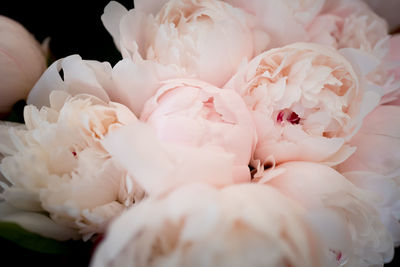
330 249 348 266
276 110 300 125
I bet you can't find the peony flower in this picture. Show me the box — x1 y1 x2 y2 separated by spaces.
90 183 326 267
225 42 380 166
260 161 394 266
307 0 389 58
0 91 143 240
224 0 326 49
0 15 47 117
306 0 400 104
140 79 257 182
101 0 258 87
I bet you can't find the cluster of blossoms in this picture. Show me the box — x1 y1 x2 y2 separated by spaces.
0 0 400 266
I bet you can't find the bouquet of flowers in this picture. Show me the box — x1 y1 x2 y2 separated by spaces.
0 0 400 266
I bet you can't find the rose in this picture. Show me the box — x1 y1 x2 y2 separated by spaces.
225 42 381 166
140 78 257 183
90 183 325 267
0 91 143 240
101 0 258 87
259 161 394 266
0 15 47 116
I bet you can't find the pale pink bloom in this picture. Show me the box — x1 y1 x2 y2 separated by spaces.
225 42 380 166
337 105 400 177
101 0 257 87
260 161 394 266
0 91 143 240
140 79 256 182
102 120 240 196
307 0 400 103
90 183 325 267
224 0 325 50
343 171 400 247
0 15 47 116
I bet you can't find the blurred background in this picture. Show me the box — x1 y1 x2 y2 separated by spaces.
0 0 399 266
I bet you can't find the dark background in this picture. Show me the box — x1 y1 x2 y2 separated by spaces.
1 0 133 67
1 1 400 266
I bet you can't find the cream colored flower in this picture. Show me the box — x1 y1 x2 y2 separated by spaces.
0 91 143 240
102 0 257 87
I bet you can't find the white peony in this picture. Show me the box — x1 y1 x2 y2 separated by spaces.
0 91 144 240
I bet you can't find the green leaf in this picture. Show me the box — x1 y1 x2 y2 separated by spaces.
0 222 90 255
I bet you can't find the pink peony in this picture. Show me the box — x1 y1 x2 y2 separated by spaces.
260 161 394 266
90 183 325 267
101 0 258 87
307 0 389 58
306 0 400 104
102 116 246 196
140 79 257 182
0 15 47 116
225 42 380 166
